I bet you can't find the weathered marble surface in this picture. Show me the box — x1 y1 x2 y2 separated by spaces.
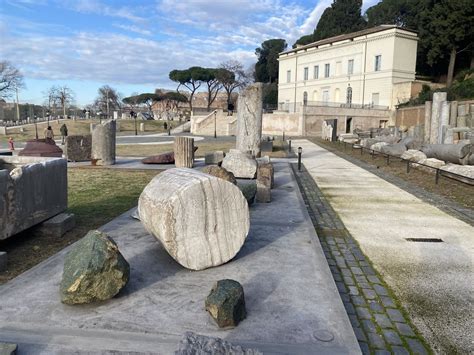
401 149 427 162
65 135 92 162
138 168 249 271
424 101 432 143
0 156 67 241
91 119 116 166
201 165 237 185
176 332 262 354
221 149 257 179
430 92 447 144
236 83 263 157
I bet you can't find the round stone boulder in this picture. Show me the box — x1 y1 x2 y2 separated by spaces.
138 168 249 271
60 230 130 305
201 165 237 185
205 279 246 328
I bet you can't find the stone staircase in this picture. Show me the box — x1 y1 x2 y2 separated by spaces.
191 110 236 136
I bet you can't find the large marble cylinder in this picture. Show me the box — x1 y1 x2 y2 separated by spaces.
236 83 263 157
439 101 450 144
91 119 116 166
430 92 447 145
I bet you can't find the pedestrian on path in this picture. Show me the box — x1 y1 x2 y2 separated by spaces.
8 137 14 151
60 123 68 145
44 126 54 143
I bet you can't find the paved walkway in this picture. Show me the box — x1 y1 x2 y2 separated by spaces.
294 139 474 354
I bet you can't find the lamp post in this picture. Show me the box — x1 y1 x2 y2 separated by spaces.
214 110 217 139
130 110 137 136
298 147 302 171
97 111 102 124
46 110 51 125
34 115 38 140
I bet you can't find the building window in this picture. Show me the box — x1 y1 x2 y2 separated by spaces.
346 86 353 105
322 90 329 103
375 55 382 71
348 59 354 75
303 91 308 106
325 64 330 78
372 93 380 106
286 70 291 83
314 65 319 79
304 67 309 81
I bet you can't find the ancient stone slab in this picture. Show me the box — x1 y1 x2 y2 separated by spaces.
18 139 63 158
439 101 451 143
174 136 194 168
237 180 257 205
142 152 175 164
256 182 271 203
60 230 130 305
440 164 474 184
0 251 7 272
0 342 17 355
204 151 224 165
65 135 92 162
236 83 263 157
201 165 237 185
91 119 116 166
370 142 388 152
257 163 274 189
221 149 257 179
138 168 250 271
430 92 447 144
380 143 407 157
417 158 446 172
401 150 427 163
0 156 67 241
35 212 76 238
424 101 432 143
450 101 458 127
176 332 262 355
256 155 271 165
205 279 246 328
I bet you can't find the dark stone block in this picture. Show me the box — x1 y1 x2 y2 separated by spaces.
205 279 246 328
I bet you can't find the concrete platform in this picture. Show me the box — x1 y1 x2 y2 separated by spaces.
295 139 474 354
0 163 359 354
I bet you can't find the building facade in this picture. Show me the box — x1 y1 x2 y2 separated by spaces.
277 25 418 111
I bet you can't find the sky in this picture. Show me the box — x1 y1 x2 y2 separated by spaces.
1 0 380 106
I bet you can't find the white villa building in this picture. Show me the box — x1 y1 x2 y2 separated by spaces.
277 25 419 112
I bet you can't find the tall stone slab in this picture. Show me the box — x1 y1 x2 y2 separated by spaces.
450 101 458 127
236 83 263 157
174 137 194 168
424 101 432 143
439 101 450 144
91 119 116 166
430 92 447 144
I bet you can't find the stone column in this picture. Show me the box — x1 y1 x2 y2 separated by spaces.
236 83 263 157
439 101 450 143
423 101 432 144
450 101 458 127
91 119 116 166
430 92 447 145
174 136 194 168
140 122 145 132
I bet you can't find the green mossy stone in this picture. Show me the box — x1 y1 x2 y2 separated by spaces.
60 230 130 305
237 181 257 205
205 279 246 328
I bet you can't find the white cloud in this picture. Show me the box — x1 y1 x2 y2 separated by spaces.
113 24 152 36
72 0 145 22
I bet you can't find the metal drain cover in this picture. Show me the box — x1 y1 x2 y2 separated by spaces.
405 238 444 243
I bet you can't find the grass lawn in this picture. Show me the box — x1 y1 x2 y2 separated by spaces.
1 119 171 144
116 139 290 158
0 168 160 284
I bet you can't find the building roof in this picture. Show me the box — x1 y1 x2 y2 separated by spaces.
281 25 417 55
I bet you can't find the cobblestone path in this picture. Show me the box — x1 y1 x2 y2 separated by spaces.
292 163 431 355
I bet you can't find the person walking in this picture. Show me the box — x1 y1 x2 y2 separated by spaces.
44 126 55 143
60 123 68 145
8 137 14 151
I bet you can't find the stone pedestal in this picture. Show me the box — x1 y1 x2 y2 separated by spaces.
174 137 194 168
236 83 263 157
140 122 145 132
91 120 116 166
430 92 447 144
65 135 92 162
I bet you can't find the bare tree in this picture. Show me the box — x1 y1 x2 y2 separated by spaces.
0 61 24 99
55 86 75 119
217 60 252 111
94 85 122 118
43 86 60 122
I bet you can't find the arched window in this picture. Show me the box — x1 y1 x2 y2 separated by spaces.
346 86 353 105
303 91 308 106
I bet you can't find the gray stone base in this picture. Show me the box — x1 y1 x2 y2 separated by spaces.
35 213 76 238
0 342 17 355
0 251 7 272
256 183 271 203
